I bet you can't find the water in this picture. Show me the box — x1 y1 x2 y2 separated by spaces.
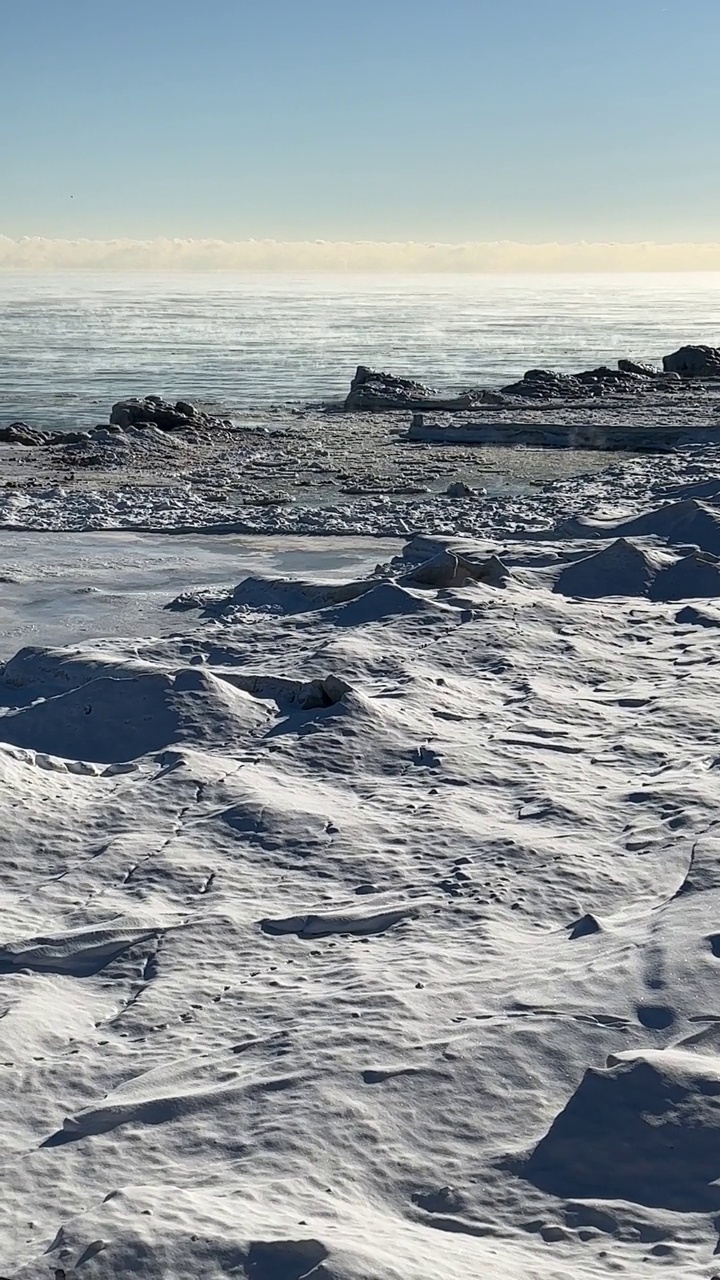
1 271 719 431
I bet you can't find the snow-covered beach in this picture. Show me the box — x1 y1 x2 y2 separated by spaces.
6 276 720 1276
4 416 720 1275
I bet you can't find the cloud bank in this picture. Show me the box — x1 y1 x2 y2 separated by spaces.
2 236 720 272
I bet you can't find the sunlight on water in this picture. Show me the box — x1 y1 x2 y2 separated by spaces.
1 271 719 430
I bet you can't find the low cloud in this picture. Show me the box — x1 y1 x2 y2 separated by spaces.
2 236 720 271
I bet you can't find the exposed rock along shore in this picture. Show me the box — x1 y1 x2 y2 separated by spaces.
3 345 720 450
344 344 720 411
0 396 234 448
109 395 233 433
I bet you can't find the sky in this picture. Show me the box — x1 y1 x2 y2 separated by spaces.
1 0 719 251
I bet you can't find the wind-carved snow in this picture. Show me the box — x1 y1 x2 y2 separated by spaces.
5 514 720 1277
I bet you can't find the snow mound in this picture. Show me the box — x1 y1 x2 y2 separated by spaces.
400 549 510 589
0 665 269 762
11 1183 551 1280
559 500 720 556
167 549 509 622
554 539 663 599
328 580 448 625
615 499 720 552
654 477 720 502
673 829 720 895
260 897 423 937
13 1206 333 1280
0 918 162 976
555 539 720 601
225 575 450 624
649 549 720 601
522 1048 720 1210
2 644 157 697
230 574 375 613
47 1044 299 1144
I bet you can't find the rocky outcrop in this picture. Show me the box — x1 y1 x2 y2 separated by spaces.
500 369 583 399
618 358 658 376
109 396 231 432
501 364 660 400
0 422 55 446
346 357 690 408
663 345 720 377
500 362 686 400
575 365 652 392
344 366 483 412
1 396 233 450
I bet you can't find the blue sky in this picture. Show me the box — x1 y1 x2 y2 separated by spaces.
1 0 719 241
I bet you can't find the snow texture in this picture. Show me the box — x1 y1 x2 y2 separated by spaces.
6 458 720 1276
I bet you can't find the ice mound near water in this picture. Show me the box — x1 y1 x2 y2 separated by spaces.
555 538 665 598
6 505 720 1276
555 537 720 600
558 498 720 556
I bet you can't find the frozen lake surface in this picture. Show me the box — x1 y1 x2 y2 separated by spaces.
0 532 401 659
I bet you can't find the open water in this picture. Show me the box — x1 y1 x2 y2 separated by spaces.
0 271 719 431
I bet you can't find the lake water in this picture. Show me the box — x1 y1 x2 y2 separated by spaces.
1 271 719 431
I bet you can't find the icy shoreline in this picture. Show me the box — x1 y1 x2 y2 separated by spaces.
0 439 718 538
2 375 720 536
4 449 720 1275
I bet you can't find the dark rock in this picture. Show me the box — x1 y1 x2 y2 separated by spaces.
345 366 436 411
58 431 92 445
663 345 720 378
655 371 683 390
110 397 190 431
344 365 482 412
501 369 585 400
0 422 52 446
63 452 104 468
618 358 658 377
412 1186 465 1214
575 365 643 391
503 364 656 400
109 396 225 432
479 389 511 407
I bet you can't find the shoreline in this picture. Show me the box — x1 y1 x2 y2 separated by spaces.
0 400 718 536
2 344 720 537
0 361 719 535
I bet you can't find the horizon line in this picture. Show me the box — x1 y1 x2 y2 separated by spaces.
4 236 720 272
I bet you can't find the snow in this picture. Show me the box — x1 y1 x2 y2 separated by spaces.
4 433 720 542
5 459 720 1276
